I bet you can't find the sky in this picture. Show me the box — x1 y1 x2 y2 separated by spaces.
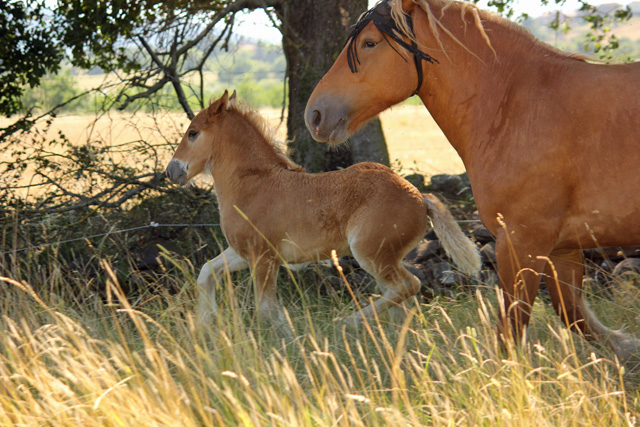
233 0 633 44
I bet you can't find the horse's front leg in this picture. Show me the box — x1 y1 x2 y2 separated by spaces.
196 247 248 326
494 229 551 345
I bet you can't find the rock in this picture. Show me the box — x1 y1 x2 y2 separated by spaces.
623 247 640 258
612 258 640 278
429 174 460 195
428 173 473 198
441 270 467 286
424 229 438 241
470 222 494 244
583 246 640 263
404 173 427 191
480 242 497 265
404 262 428 283
431 261 455 284
405 239 442 264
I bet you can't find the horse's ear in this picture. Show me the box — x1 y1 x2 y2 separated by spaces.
208 90 230 116
230 90 237 101
401 0 416 13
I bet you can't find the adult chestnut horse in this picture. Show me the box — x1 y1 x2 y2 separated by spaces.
305 0 640 358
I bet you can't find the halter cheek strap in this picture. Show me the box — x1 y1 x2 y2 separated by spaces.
346 0 438 96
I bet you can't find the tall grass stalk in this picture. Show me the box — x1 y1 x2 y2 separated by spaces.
0 253 638 426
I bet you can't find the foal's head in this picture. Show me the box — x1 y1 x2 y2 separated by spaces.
166 90 235 185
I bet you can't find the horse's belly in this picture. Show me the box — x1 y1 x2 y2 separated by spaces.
558 206 640 249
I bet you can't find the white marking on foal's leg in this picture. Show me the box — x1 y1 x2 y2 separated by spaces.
196 247 248 326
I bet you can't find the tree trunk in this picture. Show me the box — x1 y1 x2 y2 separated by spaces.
275 0 390 172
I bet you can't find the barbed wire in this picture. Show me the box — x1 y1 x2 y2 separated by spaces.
0 221 220 256
0 217 483 257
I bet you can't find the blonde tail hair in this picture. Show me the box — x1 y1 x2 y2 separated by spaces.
424 194 481 278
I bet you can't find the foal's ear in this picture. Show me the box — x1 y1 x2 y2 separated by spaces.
208 90 230 116
230 90 237 101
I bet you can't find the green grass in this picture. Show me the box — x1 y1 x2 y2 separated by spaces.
0 252 639 426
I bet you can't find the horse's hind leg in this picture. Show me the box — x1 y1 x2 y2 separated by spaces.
196 247 248 326
545 249 640 360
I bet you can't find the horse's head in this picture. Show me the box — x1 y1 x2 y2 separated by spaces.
166 90 236 185
305 0 433 145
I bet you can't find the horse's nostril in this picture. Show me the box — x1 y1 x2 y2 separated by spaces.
312 110 322 128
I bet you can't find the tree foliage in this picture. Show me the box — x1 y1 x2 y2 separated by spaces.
0 1 62 116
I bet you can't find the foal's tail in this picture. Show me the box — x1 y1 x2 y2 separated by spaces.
423 194 481 278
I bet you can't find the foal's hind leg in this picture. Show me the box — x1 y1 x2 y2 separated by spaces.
545 249 640 360
344 256 421 328
196 247 248 326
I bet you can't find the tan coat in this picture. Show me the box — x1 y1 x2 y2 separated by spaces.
167 91 480 329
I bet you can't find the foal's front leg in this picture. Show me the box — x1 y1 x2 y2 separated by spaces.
196 247 248 326
251 257 286 327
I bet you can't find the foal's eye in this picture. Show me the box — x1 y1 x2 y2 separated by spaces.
188 130 199 140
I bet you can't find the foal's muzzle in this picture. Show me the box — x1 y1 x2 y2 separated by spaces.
166 160 188 186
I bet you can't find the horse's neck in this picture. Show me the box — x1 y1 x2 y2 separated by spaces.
209 115 282 195
416 1 554 161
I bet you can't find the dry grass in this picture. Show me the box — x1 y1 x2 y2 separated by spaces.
0 256 638 426
2 101 638 426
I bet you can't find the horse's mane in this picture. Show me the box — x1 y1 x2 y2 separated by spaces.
389 0 588 62
227 99 305 172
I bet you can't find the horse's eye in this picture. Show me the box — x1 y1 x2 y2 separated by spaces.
188 130 198 140
363 40 378 49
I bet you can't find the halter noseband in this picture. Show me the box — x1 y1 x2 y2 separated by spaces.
346 0 438 96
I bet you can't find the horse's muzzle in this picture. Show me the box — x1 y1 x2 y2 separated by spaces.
304 96 350 145
166 160 188 186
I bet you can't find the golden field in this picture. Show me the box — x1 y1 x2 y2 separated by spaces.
0 105 465 181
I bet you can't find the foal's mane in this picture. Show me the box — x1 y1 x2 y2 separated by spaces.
389 0 588 62
226 98 305 172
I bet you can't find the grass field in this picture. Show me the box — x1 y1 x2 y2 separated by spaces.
1 106 639 426
1 254 639 426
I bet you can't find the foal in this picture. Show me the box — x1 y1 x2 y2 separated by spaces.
166 90 480 328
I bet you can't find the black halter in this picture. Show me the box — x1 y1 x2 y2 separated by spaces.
346 0 438 96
